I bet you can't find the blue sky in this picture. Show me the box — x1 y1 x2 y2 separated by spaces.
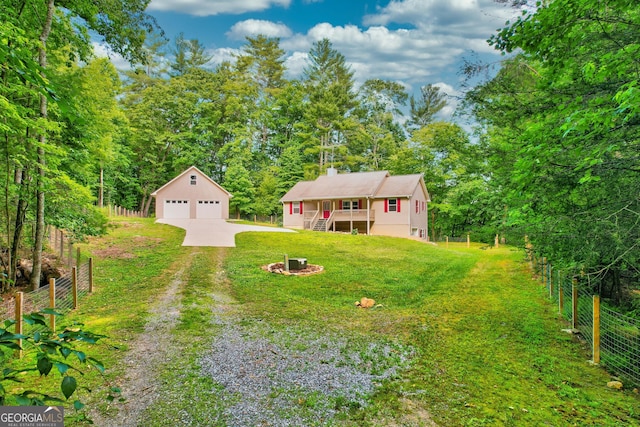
99 0 532 118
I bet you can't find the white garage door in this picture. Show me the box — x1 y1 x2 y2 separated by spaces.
164 199 190 218
196 200 222 218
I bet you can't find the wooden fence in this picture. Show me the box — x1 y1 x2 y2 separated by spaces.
535 256 640 386
109 205 144 218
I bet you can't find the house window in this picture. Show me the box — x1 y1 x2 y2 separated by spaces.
416 200 419 213
190 175 197 185
388 198 397 212
343 200 351 210
292 201 302 214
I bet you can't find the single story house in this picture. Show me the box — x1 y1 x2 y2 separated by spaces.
280 168 430 239
151 166 232 220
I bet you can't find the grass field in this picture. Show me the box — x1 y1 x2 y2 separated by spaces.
4 217 639 426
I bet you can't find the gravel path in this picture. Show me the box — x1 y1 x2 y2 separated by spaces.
198 319 413 426
89 257 191 426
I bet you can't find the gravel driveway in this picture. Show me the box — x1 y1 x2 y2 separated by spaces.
156 218 294 247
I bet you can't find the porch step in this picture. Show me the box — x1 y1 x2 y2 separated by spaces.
313 219 328 231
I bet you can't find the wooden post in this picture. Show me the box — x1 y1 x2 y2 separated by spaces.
466 234 470 248
49 278 56 332
15 292 23 358
549 264 553 299
446 236 449 248
284 254 289 272
76 246 81 269
572 278 578 330
89 257 94 293
72 266 78 309
495 234 499 248
593 295 600 364
542 257 547 285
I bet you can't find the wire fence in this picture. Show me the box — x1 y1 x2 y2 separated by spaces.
536 256 640 387
0 260 93 336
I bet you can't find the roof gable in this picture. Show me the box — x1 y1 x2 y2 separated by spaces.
151 166 232 197
375 174 429 200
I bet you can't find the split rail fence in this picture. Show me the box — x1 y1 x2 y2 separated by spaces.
535 256 640 386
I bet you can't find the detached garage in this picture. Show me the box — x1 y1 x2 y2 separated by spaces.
151 166 232 220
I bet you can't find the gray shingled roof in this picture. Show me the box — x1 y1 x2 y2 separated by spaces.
280 171 429 202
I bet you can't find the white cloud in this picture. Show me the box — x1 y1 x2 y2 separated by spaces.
227 20 293 40
92 43 131 70
148 0 291 16
205 47 241 68
276 0 525 94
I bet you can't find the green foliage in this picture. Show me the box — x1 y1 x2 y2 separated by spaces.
0 312 105 409
466 0 640 303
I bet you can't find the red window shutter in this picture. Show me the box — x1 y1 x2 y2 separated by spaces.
339 200 342 210
384 199 388 213
359 199 363 209
289 202 293 215
299 202 303 215
397 199 401 213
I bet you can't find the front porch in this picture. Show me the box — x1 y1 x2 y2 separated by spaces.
303 209 376 234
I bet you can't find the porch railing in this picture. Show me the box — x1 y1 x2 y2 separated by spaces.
304 210 319 230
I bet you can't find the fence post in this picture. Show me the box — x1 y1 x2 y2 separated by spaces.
89 257 94 293
466 234 470 248
15 292 23 358
446 236 449 248
572 278 578 330
49 278 56 332
72 266 78 310
495 234 499 248
76 247 81 269
542 257 547 284
593 295 600 364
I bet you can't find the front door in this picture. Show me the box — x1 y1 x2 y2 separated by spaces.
322 200 331 219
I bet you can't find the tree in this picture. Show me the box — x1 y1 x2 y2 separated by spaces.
170 33 212 76
301 39 358 174
1 0 158 289
469 0 640 302
406 84 447 131
350 79 408 171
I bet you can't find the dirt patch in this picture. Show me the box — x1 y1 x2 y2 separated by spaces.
92 236 162 259
92 246 135 259
262 262 324 276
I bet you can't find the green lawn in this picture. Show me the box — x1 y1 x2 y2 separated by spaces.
5 218 638 426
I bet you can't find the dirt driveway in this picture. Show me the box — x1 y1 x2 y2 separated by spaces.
155 218 294 247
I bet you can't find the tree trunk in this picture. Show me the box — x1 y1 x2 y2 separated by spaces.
10 168 29 288
30 0 56 290
144 194 153 218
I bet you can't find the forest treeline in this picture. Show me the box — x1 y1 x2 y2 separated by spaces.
1 1 638 314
